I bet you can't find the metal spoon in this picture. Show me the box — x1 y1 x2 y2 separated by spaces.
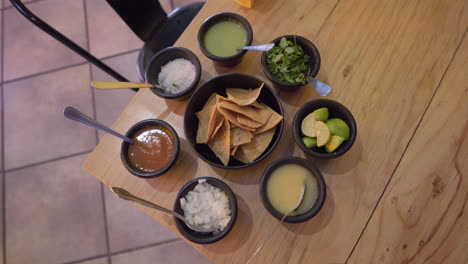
91 81 166 94
238 43 275 52
246 183 306 264
111 187 218 233
63 106 134 144
307 75 333 96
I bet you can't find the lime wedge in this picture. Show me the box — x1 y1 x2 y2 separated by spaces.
325 135 345 153
302 137 317 148
315 121 331 147
325 118 350 140
312 107 329 121
301 113 316 137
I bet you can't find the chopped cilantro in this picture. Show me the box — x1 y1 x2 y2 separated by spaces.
266 37 310 84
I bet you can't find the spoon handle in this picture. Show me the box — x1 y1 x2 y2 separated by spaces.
240 43 275 52
91 81 154 89
246 211 290 264
111 187 186 221
63 107 134 144
307 76 332 96
246 185 305 264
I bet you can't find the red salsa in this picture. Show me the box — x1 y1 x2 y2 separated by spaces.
128 126 175 172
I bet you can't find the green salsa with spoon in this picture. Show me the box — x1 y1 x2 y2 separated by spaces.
203 20 247 57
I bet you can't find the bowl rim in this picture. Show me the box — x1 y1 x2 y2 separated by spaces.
292 99 357 159
261 35 321 88
183 73 284 169
145 46 201 99
173 176 238 244
197 12 253 61
259 156 327 223
120 119 180 178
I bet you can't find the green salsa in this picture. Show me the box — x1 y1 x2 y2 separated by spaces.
203 20 247 57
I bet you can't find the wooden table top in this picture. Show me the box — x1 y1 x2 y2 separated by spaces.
83 0 468 263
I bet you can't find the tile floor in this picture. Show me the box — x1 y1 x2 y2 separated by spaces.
1 0 210 263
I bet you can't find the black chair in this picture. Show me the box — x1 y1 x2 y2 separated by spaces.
10 0 204 85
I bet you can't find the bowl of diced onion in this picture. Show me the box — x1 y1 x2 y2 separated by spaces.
173 177 238 244
145 46 201 99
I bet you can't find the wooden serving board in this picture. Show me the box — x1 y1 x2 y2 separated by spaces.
83 0 468 262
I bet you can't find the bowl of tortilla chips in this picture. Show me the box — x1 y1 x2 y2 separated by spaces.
184 73 284 169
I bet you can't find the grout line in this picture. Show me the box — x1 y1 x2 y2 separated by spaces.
110 238 181 258
2 0 44 11
82 2 111 263
62 253 108 264
99 183 112 264
3 61 88 85
2 48 141 85
4 150 93 173
101 48 141 63
62 238 181 264
82 0 99 146
1 171 4 264
1 1 6 263
89 66 99 143
344 29 467 264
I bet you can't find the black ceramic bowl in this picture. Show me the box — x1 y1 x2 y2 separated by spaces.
184 73 284 169
173 177 238 244
198 12 253 66
121 119 180 178
145 47 201 99
261 35 321 90
293 99 357 159
260 156 326 223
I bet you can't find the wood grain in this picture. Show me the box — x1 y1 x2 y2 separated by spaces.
347 35 468 264
82 0 468 263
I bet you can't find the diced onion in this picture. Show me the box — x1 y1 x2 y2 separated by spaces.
180 181 231 233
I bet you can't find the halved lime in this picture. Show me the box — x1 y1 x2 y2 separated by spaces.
302 137 317 148
312 107 329 121
326 118 350 140
315 121 331 147
325 135 345 153
301 113 316 137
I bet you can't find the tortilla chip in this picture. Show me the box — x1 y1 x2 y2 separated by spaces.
250 101 266 109
255 104 274 124
231 146 239 156
196 94 221 143
231 127 254 146
207 105 222 138
222 93 264 109
217 106 256 131
208 119 231 166
240 128 276 163
204 93 217 108
233 147 250 164
253 106 283 135
195 105 215 144
218 100 269 124
237 114 263 129
197 92 282 165
226 83 264 106
210 116 225 140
